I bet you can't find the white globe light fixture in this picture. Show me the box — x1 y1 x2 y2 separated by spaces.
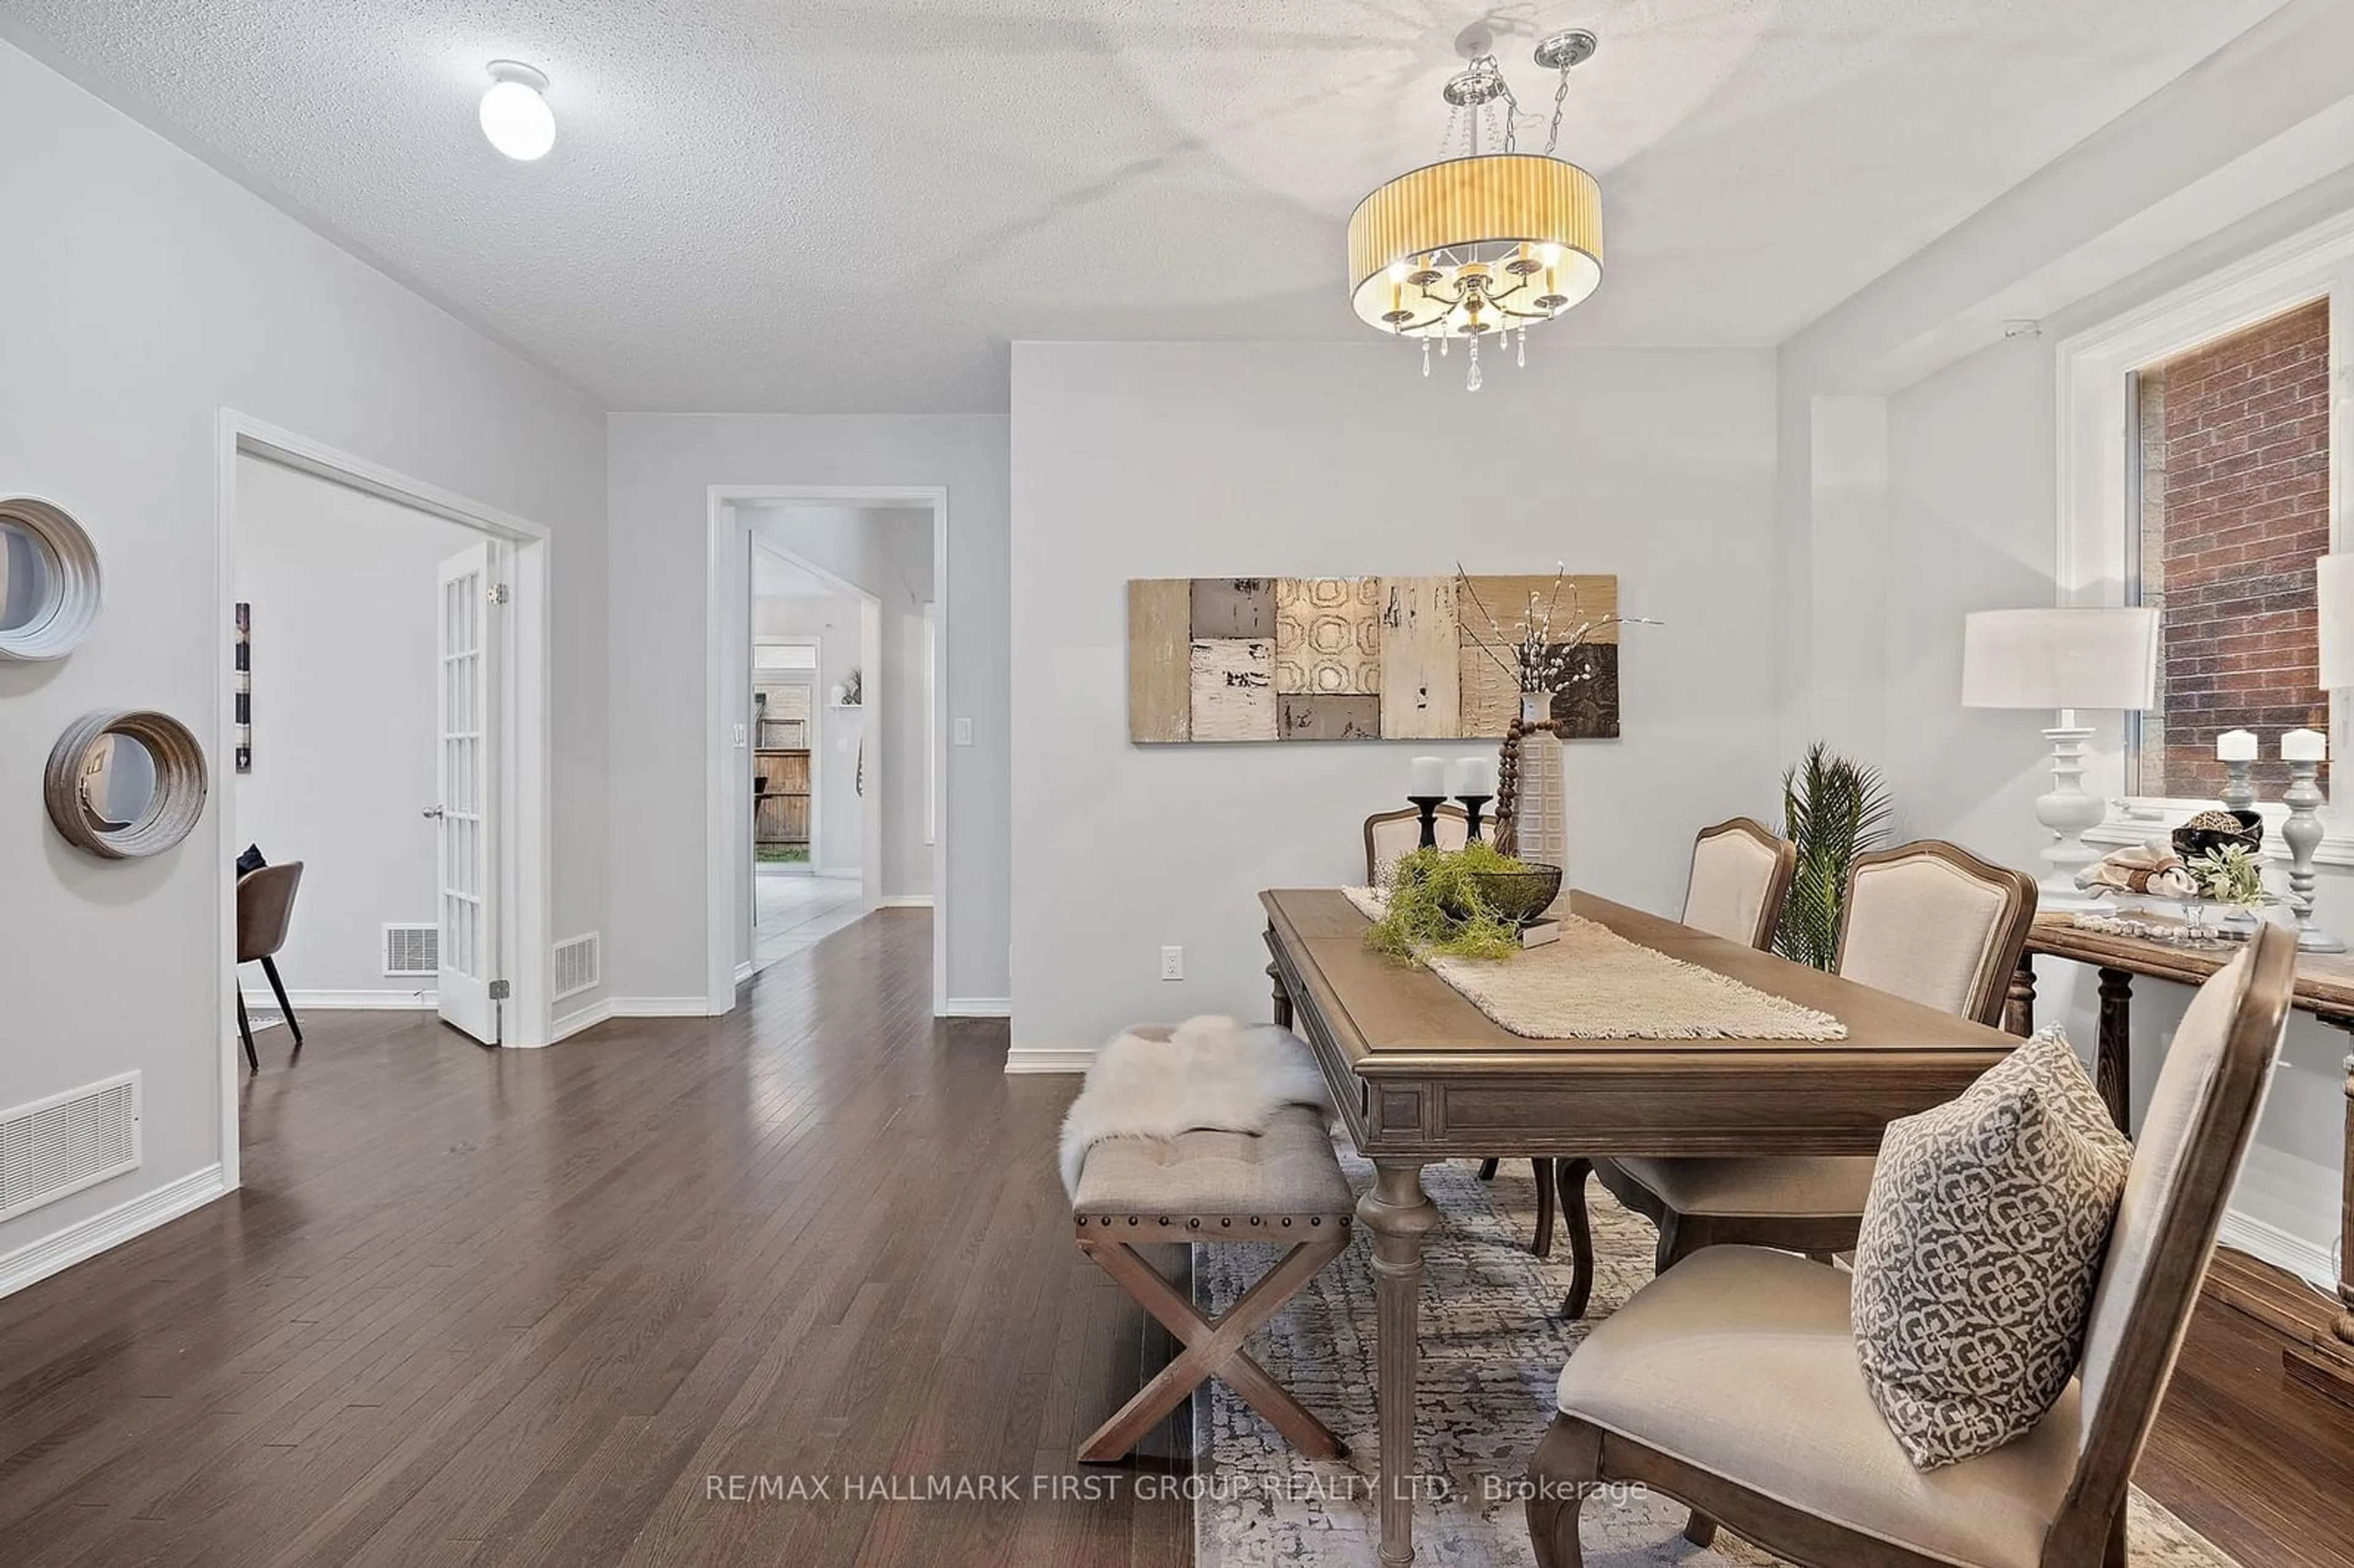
479 61 555 161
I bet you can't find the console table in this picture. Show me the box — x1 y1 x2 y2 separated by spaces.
2009 913 2354 1398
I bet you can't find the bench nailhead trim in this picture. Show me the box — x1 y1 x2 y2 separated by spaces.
1282 1217 1293 1227
1129 1216 1139 1226
1220 1218 1230 1227
1188 1218 1200 1229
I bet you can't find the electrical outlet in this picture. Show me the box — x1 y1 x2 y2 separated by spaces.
1160 945 1184 981
954 717 974 747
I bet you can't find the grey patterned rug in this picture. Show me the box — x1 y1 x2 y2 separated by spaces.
1193 1154 2239 1567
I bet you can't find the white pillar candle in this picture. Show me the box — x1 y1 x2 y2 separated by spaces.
2282 728 2329 762
1408 756 1447 796
1452 756 1497 797
2215 729 2258 762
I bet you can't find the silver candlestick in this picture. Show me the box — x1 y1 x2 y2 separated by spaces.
2220 758 2256 814
2282 755 2345 953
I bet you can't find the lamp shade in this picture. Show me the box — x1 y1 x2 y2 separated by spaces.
2318 554 2354 690
1961 606 2158 711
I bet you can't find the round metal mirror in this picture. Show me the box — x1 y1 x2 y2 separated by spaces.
0 498 102 661
44 710 207 858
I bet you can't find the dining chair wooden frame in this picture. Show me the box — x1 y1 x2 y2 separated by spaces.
1557 838 2036 1317
1526 923 2295 1568
1682 816 1799 951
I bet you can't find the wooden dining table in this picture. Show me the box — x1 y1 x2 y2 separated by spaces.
1260 887 2022 1568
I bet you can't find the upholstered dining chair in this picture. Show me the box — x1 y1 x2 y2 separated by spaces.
1363 802 1469 888
1556 839 2035 1317
1680 816 1798 950
1526 921 2295 1568
235 861 306 1073
1267 802 1471 1022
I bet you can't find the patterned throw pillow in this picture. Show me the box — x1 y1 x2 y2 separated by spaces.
1851 1027 2133 1469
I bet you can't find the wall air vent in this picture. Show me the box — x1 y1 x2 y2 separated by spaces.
384 923 439 978
554 932 601 1001
0 1073 140 1225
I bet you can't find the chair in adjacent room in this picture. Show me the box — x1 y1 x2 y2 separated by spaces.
1525 923 2294 1568
235 861 307 1072
1556 837 2032 1317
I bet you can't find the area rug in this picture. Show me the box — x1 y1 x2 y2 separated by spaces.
1194 1155 2239 1567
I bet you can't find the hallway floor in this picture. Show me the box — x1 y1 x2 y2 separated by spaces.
752 865 869 973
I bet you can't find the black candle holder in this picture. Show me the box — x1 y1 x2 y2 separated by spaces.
1406 795 1449 850
1456 795 1492 845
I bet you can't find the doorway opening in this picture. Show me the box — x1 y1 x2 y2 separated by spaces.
747 539 884 973
707 486 947 1012
216 416 554 1184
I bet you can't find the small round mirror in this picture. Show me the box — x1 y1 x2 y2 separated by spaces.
45 710 207 859
0 517 58 636
0 498 102 661
77 731 160 831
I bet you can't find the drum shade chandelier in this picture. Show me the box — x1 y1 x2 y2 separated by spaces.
1348 25 1604 390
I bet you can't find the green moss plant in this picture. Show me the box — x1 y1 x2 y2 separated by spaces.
1365 841 1530 963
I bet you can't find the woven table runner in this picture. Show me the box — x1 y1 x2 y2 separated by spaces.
1342 887 1847 1041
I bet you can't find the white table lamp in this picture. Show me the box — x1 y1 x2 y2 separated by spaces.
1962 606 2160 909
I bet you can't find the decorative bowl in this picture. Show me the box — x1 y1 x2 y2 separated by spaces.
1461 864 1564 927
2171 808 2262 861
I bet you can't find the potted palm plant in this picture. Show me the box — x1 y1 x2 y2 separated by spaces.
1776 742 1893 971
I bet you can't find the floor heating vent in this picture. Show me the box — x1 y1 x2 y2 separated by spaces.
384 923 438 978
0 1073 140 1226
554 932 601 1001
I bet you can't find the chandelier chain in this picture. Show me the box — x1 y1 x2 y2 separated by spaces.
1493 61 1522 154
1543 65 1572 156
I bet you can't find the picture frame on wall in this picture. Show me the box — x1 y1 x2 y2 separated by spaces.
234 601 251 774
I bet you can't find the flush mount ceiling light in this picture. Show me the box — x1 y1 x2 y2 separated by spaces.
479 60 555 161
1348 25 1604 390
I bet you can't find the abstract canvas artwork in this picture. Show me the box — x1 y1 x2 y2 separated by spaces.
234 601 252 774
1127 574 1621 743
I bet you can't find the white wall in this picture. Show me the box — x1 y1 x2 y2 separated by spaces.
604 415 1009 1010
1808 161 2354 1285
1008 342 1780 1064
232 456 481 998
0 39 608 1281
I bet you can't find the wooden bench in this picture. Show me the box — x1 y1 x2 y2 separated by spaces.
1072 1101 1355 1463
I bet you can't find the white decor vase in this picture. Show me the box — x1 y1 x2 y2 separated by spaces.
1514 691 1569 869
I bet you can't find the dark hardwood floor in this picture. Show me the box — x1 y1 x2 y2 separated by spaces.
0 911 1185 1567
3 905 2350 1567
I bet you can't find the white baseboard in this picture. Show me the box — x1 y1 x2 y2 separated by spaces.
1004 1048 1091 1074
243 987 435 1010
2218 1206 2339 1292
609 997 714 1018
945 996 1012 1018
550 998 615 1042
816 869 861 881
0 1164 227 1300
733 960 755 984
880 895 933 908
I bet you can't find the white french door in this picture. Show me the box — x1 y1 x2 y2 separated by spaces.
435 542 503 1044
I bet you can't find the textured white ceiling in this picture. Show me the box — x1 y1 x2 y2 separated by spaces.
1 0 2296 413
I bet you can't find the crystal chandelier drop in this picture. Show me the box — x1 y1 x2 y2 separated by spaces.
1347 26 1604 390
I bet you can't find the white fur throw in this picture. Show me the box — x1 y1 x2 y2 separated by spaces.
1058 1015 1333 1197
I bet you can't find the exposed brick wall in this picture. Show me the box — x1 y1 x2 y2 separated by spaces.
2141 297 2331 801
